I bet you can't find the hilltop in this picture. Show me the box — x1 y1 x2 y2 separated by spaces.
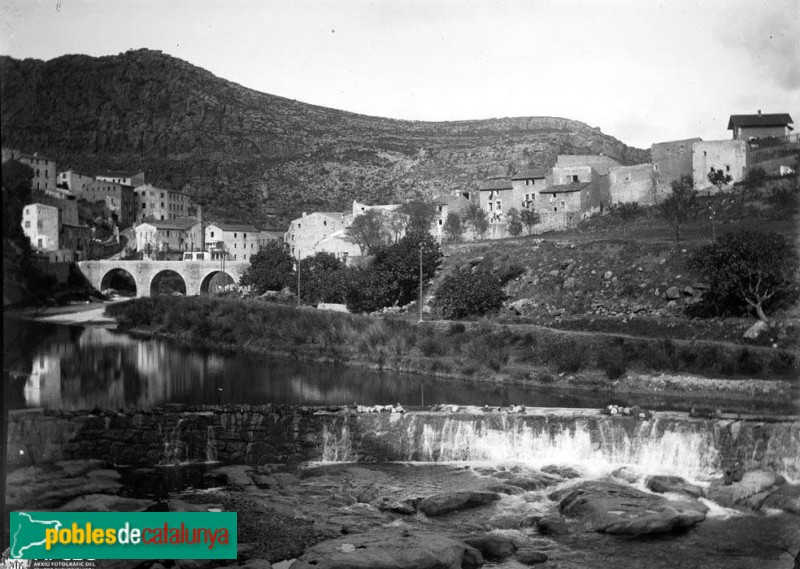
0 49 648 228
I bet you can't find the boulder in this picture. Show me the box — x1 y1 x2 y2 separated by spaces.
551 480 708 535
603 271 613 280
375 497 416 515
57 494 154 512
419 491 500 517
291 529 483 569
743 320 768 340
492 470 561 491
541 465 582 479
665 286 681 300
509 298 536 315
760 484 800 514
463 533 517 559
707 470 786 509
527 515 569 535
645 475 704 499
517 548 548 565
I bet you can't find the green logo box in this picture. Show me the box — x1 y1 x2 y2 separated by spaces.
10 512 237 560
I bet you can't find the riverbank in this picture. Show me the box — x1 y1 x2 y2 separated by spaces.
102 296 797 413
4 300 121 325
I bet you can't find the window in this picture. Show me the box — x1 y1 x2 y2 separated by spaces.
161 203 165 208
553 207 558 212
24 221 30 228
726 165 730 172
234 243 237 249
161 193 165 198
234 233 237 238
572 175 579 183
243 233 247 238
210 231 214 238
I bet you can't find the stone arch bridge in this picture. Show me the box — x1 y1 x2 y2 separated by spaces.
77 260 251 297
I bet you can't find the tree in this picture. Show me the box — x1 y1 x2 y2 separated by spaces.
520 208 541 235
435 268 507 319
506 207 523 237
399 198 437 237
661 175 696 242
464 203 489 239
2 159 33 245
346 209 391 254
708 168 733 193
239 241 295 294
298 252 347 303
689 230 799 323
443 211 464 243
385 210 408 244
371 232 441 307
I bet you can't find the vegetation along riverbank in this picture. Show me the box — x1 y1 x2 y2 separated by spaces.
105 296 796 405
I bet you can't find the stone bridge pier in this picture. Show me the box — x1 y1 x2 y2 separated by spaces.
76 260 250 297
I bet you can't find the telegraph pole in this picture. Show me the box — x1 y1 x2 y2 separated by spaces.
297 249 301 306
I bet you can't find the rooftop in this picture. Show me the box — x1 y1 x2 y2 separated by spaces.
207 221 261 232
728 113 794 131
544 182 591 194
97 170 144 179
138 217 200 230
511 167 547 180
478 178 513 191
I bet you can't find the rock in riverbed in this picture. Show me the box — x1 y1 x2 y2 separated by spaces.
291 529 483 569
419 490 500 517
551 480 708 535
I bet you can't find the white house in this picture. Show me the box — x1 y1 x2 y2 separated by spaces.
21 203 60 251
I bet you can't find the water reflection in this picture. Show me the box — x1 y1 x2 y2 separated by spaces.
3 318 792 414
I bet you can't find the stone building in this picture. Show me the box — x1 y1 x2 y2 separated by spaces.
31 191 80 226
80 180 137 228
96 170 146 188
433 194 471 240
134 184 192 222
728 112 794 140
692 140 748 192
511 168 548 210
57 170 95 194
551 155 620 184
534 182 593 230
2 148 57 193
477 178 514 223
205 221 265 261
651 138 701 199
608 164 654 205
135 218 204 258
285 212 347 259
21 203 60 251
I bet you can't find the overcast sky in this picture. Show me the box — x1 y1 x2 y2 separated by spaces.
1 0 798 149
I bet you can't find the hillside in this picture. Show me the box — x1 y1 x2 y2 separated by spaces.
0 49 649 228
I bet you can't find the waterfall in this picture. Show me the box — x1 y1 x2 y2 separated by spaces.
205 425 218 463
319 413 735 481
160 416 217 465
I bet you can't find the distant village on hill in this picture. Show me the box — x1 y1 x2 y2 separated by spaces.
3 110 796 268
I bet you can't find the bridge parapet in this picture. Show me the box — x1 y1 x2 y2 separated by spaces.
77 260 250 297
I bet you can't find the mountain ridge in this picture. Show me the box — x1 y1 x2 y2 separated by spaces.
0 49 650 228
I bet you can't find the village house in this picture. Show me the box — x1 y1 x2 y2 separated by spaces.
2 148 57 193
433 194 471 240
728 111 794 141
692 140 748 192
511 168 548 210
477 178 513 222
134 183 192 222
77 180 137 228
21 203 60 252
135 217 204 259
607 164 654 205
204 221 270 261
30 191 79 226
534 182 594 229
57 170 95 194
651 138 701 199
285 211 347 259
96 170 146 188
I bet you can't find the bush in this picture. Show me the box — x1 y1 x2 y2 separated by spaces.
434 268 507 319
598 340 628 379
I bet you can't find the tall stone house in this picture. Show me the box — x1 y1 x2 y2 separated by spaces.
134 184 191 222
651 138 700 198
2 148 57 193
728 112 794 140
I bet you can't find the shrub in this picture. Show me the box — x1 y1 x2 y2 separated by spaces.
598 340 628 379
435 268 507 319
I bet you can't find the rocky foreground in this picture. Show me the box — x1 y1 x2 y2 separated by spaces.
6 457 800 569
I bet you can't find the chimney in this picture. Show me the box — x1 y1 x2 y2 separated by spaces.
302 212 307 217
758 109 762 116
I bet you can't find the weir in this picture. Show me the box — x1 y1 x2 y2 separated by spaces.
7 406 799 482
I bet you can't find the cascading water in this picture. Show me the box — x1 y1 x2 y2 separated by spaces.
317 411 800 482
205 425 218 463
160 416 218 466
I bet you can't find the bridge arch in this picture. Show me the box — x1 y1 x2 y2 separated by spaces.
200 270 236 294
100 268 138 297
150 269 188 296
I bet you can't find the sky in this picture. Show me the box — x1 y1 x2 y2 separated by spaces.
1 0 798 149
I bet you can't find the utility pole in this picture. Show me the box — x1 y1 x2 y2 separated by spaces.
297 249 301 306
418 241 423 323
